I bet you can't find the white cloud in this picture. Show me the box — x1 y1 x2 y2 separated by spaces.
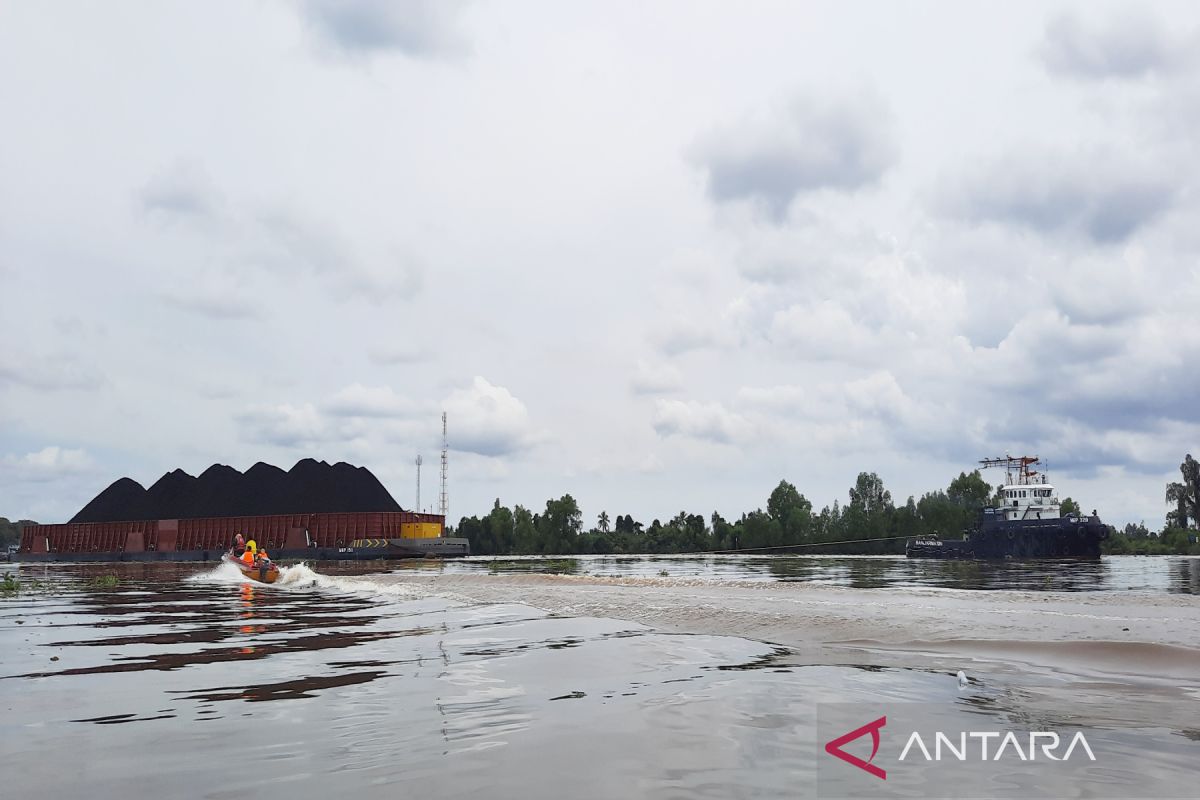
1038 10 1183 80
651 399 752 445
769 301 878 364
442 377 543 457
236 403 327 447
1 446 94 482
940 146 1176 243
630 359 684 395
298 0 471 59
691 89 897 220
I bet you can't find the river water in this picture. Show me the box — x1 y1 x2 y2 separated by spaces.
2 555 1197 799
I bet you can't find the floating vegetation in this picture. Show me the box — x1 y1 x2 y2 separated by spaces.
0 573 56 595
488 558 580 575
85 574 121 590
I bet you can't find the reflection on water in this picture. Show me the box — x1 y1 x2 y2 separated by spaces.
0 560 1196 799
426 554 1199 594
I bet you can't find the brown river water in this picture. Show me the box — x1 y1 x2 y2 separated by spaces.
1 555 1197 799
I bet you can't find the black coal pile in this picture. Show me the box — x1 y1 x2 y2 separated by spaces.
70 459 404 523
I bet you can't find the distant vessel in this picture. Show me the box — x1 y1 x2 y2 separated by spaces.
906 456 1109 560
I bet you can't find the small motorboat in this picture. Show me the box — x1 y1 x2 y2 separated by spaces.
222 552 280 584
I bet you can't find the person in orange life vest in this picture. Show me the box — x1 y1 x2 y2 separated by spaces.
241 540 257 566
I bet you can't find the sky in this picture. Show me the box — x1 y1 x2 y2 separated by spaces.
2 1 1198 529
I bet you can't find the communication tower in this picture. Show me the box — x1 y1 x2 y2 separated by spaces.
415 454 422 511
439 412 449 521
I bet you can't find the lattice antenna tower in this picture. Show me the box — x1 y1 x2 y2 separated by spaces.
415 455 422 512
439 412 449 521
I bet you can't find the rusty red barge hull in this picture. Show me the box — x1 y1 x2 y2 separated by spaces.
14 511 469 562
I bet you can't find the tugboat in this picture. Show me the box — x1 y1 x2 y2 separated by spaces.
906 456 1109 560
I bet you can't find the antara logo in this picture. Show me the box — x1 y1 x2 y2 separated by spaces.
899 731 1095 762
824 716 1097 780
824 716 888 780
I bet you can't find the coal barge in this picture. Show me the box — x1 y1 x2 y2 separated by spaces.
906 456 1109 560
13 459 470 562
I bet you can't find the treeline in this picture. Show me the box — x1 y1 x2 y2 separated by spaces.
0 518 36 550
1105 454 1200 555
455 470 1015 556
454 460 1200 557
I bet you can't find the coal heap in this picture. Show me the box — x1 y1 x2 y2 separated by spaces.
70 459 404 523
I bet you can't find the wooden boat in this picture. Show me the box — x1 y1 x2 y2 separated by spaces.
221 552 280 584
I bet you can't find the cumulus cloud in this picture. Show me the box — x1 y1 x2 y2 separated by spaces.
441 376 543 457
768 300 878 364
941 147 1175 243
298 0 470 58
1038 10 1181 80
690 89 897 220
630 359 684 395
236 402 327 447
0 446 95 482
651 399 752 445
1048 250 1158 325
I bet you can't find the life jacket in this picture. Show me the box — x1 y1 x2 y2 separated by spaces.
242 550 255 565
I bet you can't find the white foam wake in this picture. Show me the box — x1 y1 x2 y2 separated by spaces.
187 560 451 602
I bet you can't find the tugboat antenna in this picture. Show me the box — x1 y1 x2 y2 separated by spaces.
979 455 1041 485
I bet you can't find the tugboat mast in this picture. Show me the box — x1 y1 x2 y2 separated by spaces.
979 455 1046 486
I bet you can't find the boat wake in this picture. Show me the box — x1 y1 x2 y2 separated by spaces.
187 561 448 601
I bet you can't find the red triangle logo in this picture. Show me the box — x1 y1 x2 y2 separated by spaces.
824 716 887 780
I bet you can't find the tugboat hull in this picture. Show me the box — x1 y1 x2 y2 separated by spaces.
907 513 1109 560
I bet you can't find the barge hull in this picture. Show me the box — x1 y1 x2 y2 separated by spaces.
16 512 470 561
12 538 470 563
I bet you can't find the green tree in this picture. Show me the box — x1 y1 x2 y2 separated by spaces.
487 500 515 554
767 479 813 544
0 518 36 550
597 511 610 534
711 511 735 550
1166 453 1199 529
513 505 538 553
1060 497 1081 517
537 494 582 554
849 472 892 515
947 471 991 509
